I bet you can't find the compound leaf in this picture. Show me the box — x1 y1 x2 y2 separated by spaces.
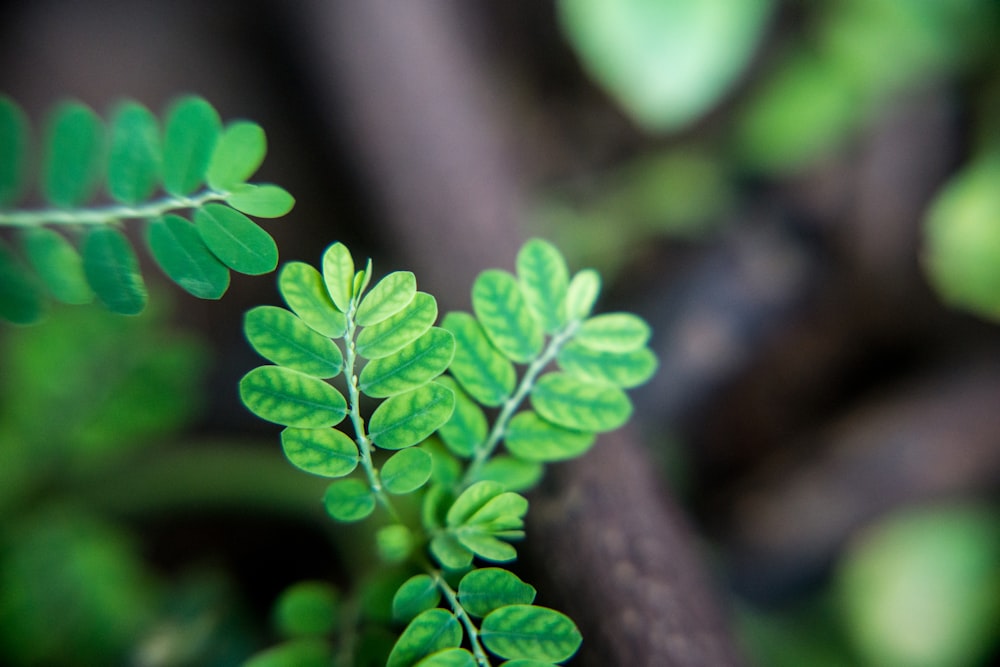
531 372 631 432
207 120 266 191
43 101 104 207
360 327 454 398
20 227 93 304
557 340 657 388
381 447 433 494
472 269 543 363
356 270 417 327
458 568 536 618
81 226 147 315
107 101 161 204
414 648 476 667
244 305 343 378
392 574 441 623
505 411 595 462
278 261 346 338
476 457 543 492
430 533 473 571
442 311 515 407
480 605 581 662
162 96 220 196
239 365 347 428
225 183 295 218
456 531 517 563
281 427 358 478
564 269 601 322
194 203 278 275
322 242 354 313
446 481 504 528
0 238 44 324
387 608 462 667
357 291 437 359
436 376 487 458
517 238 569 334
323 478 375 522
576 312 651 351
368 382 455 450
0 96 29 206
146 213 230 299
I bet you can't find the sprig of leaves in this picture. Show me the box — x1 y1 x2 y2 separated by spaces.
0 95 294 323
239 239 657 666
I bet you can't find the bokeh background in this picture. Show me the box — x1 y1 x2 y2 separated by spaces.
2 1 1000 665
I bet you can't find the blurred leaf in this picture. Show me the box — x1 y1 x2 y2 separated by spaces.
194 203 278 275
381 447 433 495
244 305 343 378
146 214 230 299
376 525 414 563
278 261 347 338
225 183 295 218
239 366 347 428
576 312 650 351
82 226 147 315
273 581 339 639
368 382 455 451
107 101 161 204
0 95 30 207
414 648 476 667
387 608 462 667
244 639 333 667
393 575 441 623
436 376 487 458
162 96 221 196
430 533 473 571
280 427 358 478
323 478 376 522
357 291 438 360
43 101 104 206
442 312 516 408
516 238 568 334
20 227 93 305
531 372 631 432
458 568 536 618
475 456 543 492
0 237 45 324
504 411 595 463
207 121 266 191
360 327 454 398
472 269 543 363
563 270 601 322
480 605 581 662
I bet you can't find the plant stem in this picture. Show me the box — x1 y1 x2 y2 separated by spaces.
430 567 492 667
0 189 230 227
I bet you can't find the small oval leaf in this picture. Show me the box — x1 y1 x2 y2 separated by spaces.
557 340 657 388
194 203 278 275
244 305 343 378
20 227 93 305
207 120 266 191
387 609 463 667
442 312 516 407
162 96 221 196
472 269 543 363
381 447 433 495
360 327 455 398
368 382 455 451
458 569 536 618
480 605 581 662
279 261 347 338
281 427 358 478
356 270 417 327
82 226 147 315
323 478 375 522
226 183 295 218
455 532 517 563
239 365 347 428
0 96 29 206
576 312 651 351
107 101 161 204
531 372 631 432
505 411 595 462
274 581 340 638
146 214 230 299
357 291 438 359
322 242 355 313
43 101 104 207
564 269 601 321
392 574 441 623
517 238 569 334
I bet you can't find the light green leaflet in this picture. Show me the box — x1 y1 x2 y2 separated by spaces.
356 291 437 359
455 531 517 563
356 270 417 326
436 376 487 458
0 96 29 206
244 305 343 378
239 365 347 428
194 203 278 275
531 371 631 432
431 533 474 570
225 183 295 218
472 269 543 363
377 524 415 563
414 648 476 667
162 96 221 196
381 447 433 494
324 478 375 522
82 226 147 315
322 242 354 313
278 261 347 338
393 574 441 622
107 101 161 204
207 121 266 191
557 340 658 388
458 568 536 618
20 227 93 305
442 311 515 407
243 639 333 667
476 457 543 492
447 481 507 528
368 382 455 450
147 214 230 299
516 238 568 334
281 427 358 478
387 608 462 667
43 102 103 207
359 327 454 397
504 411 595 462
575 312 651 351
274 581 339 637
564 269 601 321
480 605 581 662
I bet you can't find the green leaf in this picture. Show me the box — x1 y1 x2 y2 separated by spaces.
423 484 455 531
357 291 438 359
0 238 44 324
377 525 414 563
207 120 266 191
20 227 93 304
458 568 536 618
244 305 343 378
557 0 773 133
239 365 347 428
531 371 631 432
146 214 230 299
354 257 373 298
387 608 463 667
81 226 147 315
455 531 517 563
278 261 347 338
446 481 504 528
414 648 477 667
360 327 455 398
576 312 651 351
472 269 543 363
323 478 376 522
442 312 516 407
322 242 354 313
43 101 104 206
564 269 601 321
107 101 161 204
225 183 295 218
430 533 473 571
517 238 569 334
480 605 582 662
381 447 433 494
436 376 487 458
423 439 462 486
368 382 455 450
505 411 595 462
465 492 528 528
557 340 657 388
274 581 339 638
194 203 278 275
244 639 333 667
356 270 417 326
280 426 358 478
162 95 221 196
476 457 543 492
0 96 29 206
393 574 441 623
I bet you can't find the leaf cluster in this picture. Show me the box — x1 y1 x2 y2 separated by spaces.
0 95 294 323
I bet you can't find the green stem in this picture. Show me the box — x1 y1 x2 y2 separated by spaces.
431 568 492 667
0 189 230 227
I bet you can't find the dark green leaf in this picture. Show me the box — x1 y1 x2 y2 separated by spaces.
20 227 93 304
476 456 543 492
381 447 433 494
558 339 657 388
194 203 278 275
368 382 455 450
360 327 455 398
146 214 230 299
225 183 295 218
43 101 104 207
517 238 569 333
281 426 358 478
472 269 543 363
564 269 601 321
414 648 477 667
274 581 339 638
242 640 334 667
455 531 517 563
0 238 45 324
239 365 347 428
356 270 417 326
207 120 266 191
393 575 441 623
244 305 343 378
505 411 595 462
531 372 631 432
81 226 147 315
0 96 30 206
357 291 437 359
107 101 161 204
446 481 504 528
480 605 581 662
323 478 375 522
322 242 354 313
162 96 220 196
442 312 516 407
458 568 536 618
430 533 473 570
576 312 651 351
387 608 462 667
436 377 487 458
278 261 347 338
